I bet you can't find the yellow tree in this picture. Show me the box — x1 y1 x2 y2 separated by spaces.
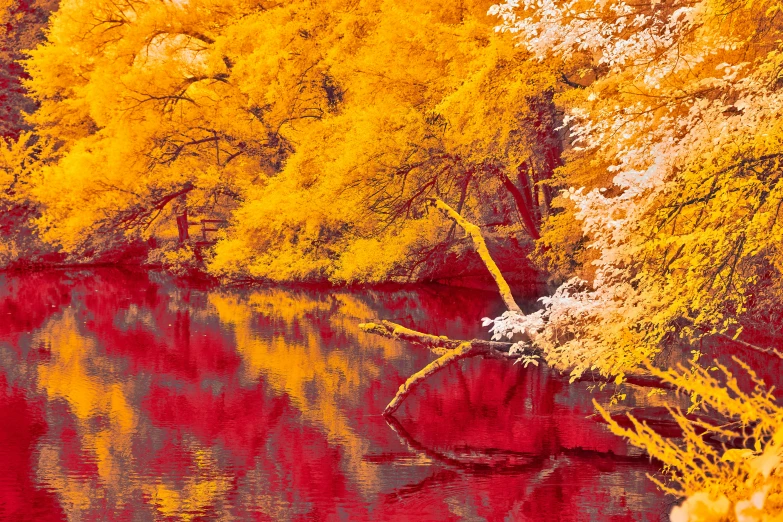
23 0 564 280
0 0 57 139
488 0 783 377
486 0 783 516
0 132 56 267
0 0 58 268
198 0 565 282
24 0 340 264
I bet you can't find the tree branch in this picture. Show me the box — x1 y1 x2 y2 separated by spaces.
359 319 525 355
560 72 587 89
384 342 485 415
361 319 672 415
714 331 783 359
497 168 541 240
426 197 523 314
361 320 527 415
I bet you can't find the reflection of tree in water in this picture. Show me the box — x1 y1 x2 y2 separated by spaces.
208 290 400 496
0 269 674 520
0 270 464 518
381 361 673 520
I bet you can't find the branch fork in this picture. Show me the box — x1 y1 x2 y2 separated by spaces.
363 199 669 417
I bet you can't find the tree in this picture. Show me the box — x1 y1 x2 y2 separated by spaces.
486 0 783 516
0 0 57 140
487 0 783 375
0 132 56 268
22 0 564 281
0 0 59 269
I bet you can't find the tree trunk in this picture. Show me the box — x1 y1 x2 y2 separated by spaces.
447 170 473 240
174 194 189 243
531 89 562 215
497 169 541 240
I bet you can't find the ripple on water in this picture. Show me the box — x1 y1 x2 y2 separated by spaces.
0 269 674 520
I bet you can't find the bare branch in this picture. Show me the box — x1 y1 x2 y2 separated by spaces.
383 342 484 415
361 319 672 414
426 197 523 314
359 319 522 355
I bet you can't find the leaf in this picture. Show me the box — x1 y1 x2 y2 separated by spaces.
721 448 754 463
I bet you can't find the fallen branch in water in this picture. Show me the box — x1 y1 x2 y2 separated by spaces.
384 414 544 472
591 371 673 390
384 341 484 415
359 319 527 356
361 319 672 415
367 199 670 417
359 320 524 415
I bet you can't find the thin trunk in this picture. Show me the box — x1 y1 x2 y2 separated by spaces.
532 181 540 221
447 170 473 240
498 170 540 240
517 163 535 214
531 89 562 215
542 184 553 212
175 194 190 243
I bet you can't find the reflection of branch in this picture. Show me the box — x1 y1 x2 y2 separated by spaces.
385 415 542 472
384 469 461 504
578 371 673 390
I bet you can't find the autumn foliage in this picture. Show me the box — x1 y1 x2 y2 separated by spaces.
1 0 560 284
3 0 783 518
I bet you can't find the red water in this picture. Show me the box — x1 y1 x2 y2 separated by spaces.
0 269 674 521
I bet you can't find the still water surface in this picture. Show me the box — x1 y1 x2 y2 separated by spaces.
0 269 673 521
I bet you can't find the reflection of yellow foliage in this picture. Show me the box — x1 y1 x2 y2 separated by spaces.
31 291 391 520
209 291 401 494
33 311 239 521
35 310 139 519
36 444 93 513
27 287 412 519
244 289 334 324
149 439 234 521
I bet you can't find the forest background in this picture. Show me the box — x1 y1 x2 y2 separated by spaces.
3 0 783 519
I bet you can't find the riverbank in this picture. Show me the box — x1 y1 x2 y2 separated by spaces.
1 236 548 296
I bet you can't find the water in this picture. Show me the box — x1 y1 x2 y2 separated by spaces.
0 269 674 521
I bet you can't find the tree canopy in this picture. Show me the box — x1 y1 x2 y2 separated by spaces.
485 0 783 515
4 0 783 517
12 0 561 283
